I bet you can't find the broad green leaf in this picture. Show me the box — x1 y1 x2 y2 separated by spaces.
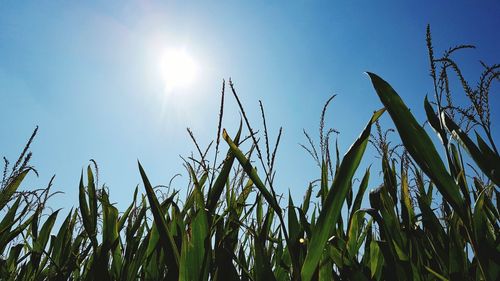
400 163 415 228
369 186 407 261
449 143 471 207
206 122 242 213
87 166 98 241
301 108 384 281
301 183 313 214
118 186 138 232
473 189 499 281
78 172 96 249
100 191 119 251
424 96 447 144
476 132 499 163
370 239 383 279
350 168 370 217
287 192 303 278
320 160 328 204
288 192 301 244
34 210 59 254
382 155 397 205
179 208 209 281
223 129 282 216
138 162 180 269
442 113 500 186
449 214 467 280
253 216 277 281
0 211 35 255
368 72 468 223
51 209 74 266
346 210 365 259
6 244 23 275
0 170 28 210
416 194 448 269
0 196 23 236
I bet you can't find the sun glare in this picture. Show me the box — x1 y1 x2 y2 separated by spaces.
160 48 199 91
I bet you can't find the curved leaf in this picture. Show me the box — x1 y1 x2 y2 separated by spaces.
368 72 468 223
138 161 180 269
301 108 384 281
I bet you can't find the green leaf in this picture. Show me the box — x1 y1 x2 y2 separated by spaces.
223 129 282 216
472 189 499 281
301 183 313 214
31 210 59 270
118 186 138 232
253 214 277 281
301 108 384 281
100 191 119 251
346 210 365 259
448 143 471 207
287 192 302 279
138 161 180 269
400 163 415 228
87 166 98 240
288 192 301 244
350 168 370 219
382 155 397 205
179 208 210 281
0 212 35 253
448 214 467 280
51 209 74 266
442 113 500 186
368 72 468 223
476 132 499 162
369 186 408 262
0 196 23 236
78 172 96 249
320 160 328 204
424 266 449 281
6 244 23 275
34 210 59 254
206 122 242 213
0 170 28 210
370 238 383 279
424 96 447 144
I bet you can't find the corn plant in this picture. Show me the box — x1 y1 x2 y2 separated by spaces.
0 27 498 281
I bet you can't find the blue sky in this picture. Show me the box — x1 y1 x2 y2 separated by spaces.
1 1 499 212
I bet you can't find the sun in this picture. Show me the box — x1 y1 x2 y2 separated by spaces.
159 48 199 91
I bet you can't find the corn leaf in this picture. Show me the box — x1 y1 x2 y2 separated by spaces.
223 129 282 216
368 72 468 223
300 108 384 281
138 161 180 269
0 170 28 210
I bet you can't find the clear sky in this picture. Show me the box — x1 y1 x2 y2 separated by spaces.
1 1 499 212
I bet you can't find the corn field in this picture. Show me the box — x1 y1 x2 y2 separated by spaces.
0 27 499 281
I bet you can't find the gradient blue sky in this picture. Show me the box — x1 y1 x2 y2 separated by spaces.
1 1 499 211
